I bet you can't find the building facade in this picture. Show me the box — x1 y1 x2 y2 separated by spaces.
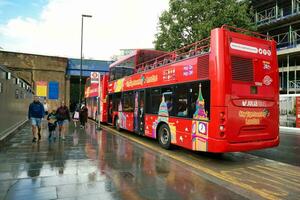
0 50 69 109
253 0 300 94
67 58 111 105
252 0 300 128
0 51 111 110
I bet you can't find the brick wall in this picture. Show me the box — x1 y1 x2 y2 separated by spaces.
0 51 70 109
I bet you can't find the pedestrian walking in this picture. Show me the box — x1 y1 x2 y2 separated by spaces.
79 104 88 129
72 106 80 128
43 99 49 115
47 109 57 142
28 96 45 142
56 101 70 140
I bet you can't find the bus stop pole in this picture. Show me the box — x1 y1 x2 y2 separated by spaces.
97 75 101 130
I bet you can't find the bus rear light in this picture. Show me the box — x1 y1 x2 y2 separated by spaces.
219 132 225 138
220 112 226 124
219 125 225 131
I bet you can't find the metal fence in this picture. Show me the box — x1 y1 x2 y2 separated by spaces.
255 3 300 26
280 94 300 128
273 29 300 49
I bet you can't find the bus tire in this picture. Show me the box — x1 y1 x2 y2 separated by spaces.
115 117 121 131
158 123 171 149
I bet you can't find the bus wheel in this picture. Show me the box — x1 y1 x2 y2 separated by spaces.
115 117 120 131
158 124 171 149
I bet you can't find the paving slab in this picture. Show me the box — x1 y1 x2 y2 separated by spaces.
0 121 273 200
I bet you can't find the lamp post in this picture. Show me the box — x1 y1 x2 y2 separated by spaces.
79 14 92 104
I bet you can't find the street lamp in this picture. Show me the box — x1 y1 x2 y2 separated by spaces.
79 14 92 104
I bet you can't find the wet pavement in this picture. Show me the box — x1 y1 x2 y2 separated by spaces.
102 125 300 200
248 131 300 167
0 121 246 200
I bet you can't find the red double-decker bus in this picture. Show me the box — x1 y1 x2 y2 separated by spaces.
85 74 109 122
98 25 279 153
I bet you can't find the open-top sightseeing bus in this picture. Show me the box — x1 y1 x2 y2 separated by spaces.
96 25 279 153
85 74 109 122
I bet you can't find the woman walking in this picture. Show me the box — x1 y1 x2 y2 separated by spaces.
72 105 80 128
79 104 88 129
43 99 49 115
56 101 70 140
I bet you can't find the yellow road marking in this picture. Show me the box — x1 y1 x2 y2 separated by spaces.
247 166 300 189
256 165 300 179
241 169 297 192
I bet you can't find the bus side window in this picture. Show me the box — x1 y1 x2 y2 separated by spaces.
188 81 210 119
175 84 188 117
162 87 174 116
124 68 134 77
188 83 199 118
112 93 121 112
110 68 115 81
148 88 161 114
123 92 134 112
115 68 123 80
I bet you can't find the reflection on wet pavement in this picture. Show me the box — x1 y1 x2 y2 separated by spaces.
0 122 245 200
102 125 300 200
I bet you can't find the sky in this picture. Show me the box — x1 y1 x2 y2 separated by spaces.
0 0 169 60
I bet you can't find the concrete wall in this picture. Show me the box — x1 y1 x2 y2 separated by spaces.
0 66 32 141
0 51 69 110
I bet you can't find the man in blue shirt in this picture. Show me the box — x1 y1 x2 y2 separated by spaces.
28 96 45 142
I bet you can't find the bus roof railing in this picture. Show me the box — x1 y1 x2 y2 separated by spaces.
221 24 274 40
134 25 273 73
135 37 210 73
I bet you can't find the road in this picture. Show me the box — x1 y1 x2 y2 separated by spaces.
248 131 300 167
102 124 300 200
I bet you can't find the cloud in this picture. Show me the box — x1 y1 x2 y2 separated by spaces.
0 0 169 60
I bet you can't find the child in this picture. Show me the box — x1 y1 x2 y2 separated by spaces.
73 107 80 128
47 110 57 141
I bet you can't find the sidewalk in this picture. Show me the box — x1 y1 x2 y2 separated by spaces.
0 122 111 200
280 126 300 134
0 120 27 148
0 121 245 200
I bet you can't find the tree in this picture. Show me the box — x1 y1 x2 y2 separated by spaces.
154 0 256 51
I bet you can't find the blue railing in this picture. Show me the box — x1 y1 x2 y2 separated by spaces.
255 5 299 26
273 30 300 50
